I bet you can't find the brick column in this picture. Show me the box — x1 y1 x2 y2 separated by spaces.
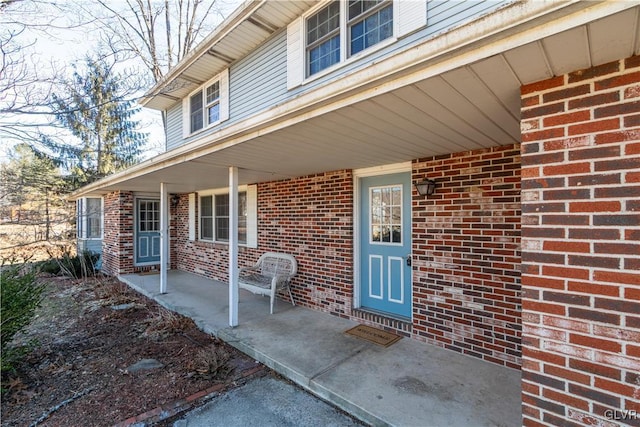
102 191 134 275
520 56 640 426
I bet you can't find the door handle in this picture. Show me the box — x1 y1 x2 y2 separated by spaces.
405 255 412 267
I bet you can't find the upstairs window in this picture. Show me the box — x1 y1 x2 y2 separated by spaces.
348 0 393 56
306 1 341 76
183 69 229 137
288 0 427 88
304 0 393 78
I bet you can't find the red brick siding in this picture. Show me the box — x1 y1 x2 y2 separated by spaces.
520 56 640 426
412 145 522 369
173 170 355 317
102 191 134 275
140 159 523 368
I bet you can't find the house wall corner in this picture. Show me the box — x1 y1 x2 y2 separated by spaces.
520 55 640 425
101 191 134 276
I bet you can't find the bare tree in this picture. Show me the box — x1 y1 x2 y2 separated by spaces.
0 1 78 149
72 0 229 126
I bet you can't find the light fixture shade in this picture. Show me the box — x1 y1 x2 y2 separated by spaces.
414 179 436 196
171 194 180 206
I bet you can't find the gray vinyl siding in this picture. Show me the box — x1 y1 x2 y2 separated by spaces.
426 0 507 36
165 101 183 151
163 0 511 152
230 30 288 123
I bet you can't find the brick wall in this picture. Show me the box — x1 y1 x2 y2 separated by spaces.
520 56 640 426
173 170 355 317
170 159 524 366
412 145 522 369
102 191 134 275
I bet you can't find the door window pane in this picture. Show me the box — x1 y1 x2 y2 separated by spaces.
370 185 402 244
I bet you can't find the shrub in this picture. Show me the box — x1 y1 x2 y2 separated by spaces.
0 262 45 374
38 251 99 278
191 343 232 379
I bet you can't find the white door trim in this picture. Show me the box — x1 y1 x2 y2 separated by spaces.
352 162 411 310
133 196 168 267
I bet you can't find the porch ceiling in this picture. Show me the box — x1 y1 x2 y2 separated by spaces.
80 3 640 197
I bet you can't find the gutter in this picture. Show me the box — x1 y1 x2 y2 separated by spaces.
71 0 634 199
139 0 264 107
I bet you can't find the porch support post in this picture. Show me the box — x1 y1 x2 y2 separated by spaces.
160 182 168 294
228 166 239 327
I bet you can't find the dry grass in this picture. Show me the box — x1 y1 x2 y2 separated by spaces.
93 279 138 306
139 307 197 340
190 343 232 380
0 222 74 263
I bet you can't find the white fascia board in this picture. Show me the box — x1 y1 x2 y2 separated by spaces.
74 0 635 199
140 0 264 107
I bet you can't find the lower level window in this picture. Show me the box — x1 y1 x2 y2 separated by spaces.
199 192 247 243
77 197 102 239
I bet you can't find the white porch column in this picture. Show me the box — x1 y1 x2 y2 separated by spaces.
160 182 168 294
228 166 239 327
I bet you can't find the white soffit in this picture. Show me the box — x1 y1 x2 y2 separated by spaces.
588 7 640 65
503 8 640 86
73 2 640 197
542 26 591 76
502 41 553 84
441 66 520 142
469 55 522 115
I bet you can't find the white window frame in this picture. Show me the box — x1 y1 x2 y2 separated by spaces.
288 0 427 88
182 69 229 138
77 196 103 240
303 0 396 80
197 185 257 247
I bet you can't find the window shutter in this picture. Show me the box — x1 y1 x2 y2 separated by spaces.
188 193 196 241
219 68 230 122
286 17 304 89
397 0 427 38
246 185 258 248
182 97 190 138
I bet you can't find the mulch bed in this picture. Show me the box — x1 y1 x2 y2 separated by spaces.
1 275 265 426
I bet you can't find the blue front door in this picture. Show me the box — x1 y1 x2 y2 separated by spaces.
136 199 161 265
360 173 412 319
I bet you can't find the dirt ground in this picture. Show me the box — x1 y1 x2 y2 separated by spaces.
1 275 265 426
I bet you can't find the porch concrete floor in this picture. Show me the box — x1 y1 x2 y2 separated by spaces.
120 270 522 427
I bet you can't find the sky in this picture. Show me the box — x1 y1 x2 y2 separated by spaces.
0 0 241 166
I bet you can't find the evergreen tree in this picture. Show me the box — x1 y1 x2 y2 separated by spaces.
48 57 147 186
0 143 66 240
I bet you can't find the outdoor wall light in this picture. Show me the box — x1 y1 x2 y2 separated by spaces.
414 179 437 196
170 194 180 207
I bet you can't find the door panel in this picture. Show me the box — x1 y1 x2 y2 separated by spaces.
360 173 412 319
136 199 161 265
